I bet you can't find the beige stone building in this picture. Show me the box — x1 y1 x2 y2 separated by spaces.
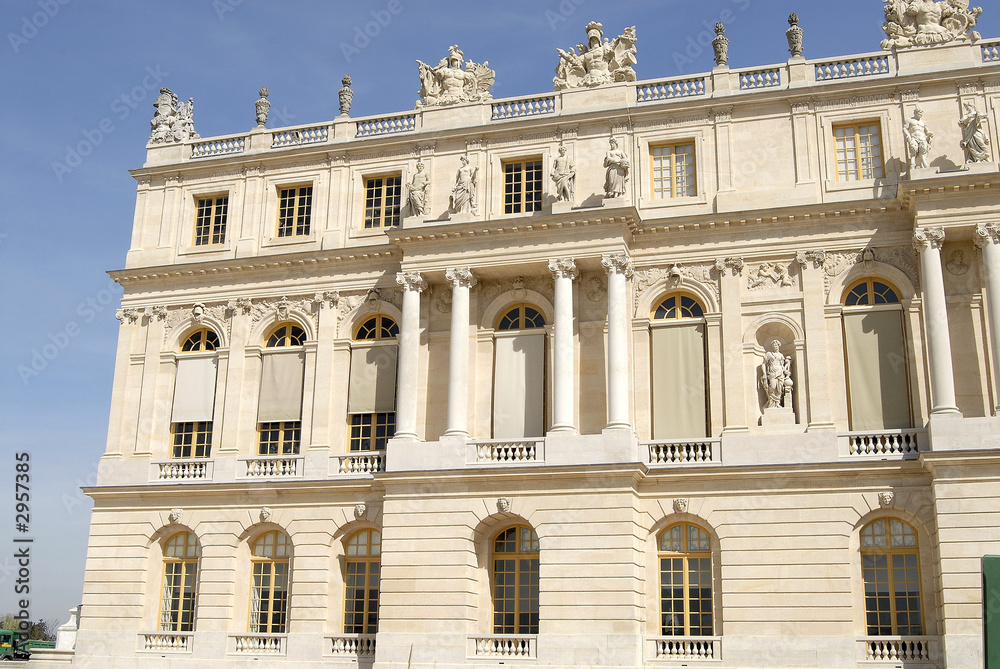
42 6 1000 669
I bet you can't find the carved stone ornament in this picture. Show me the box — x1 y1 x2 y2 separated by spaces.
601 253 634 279
339 75 354 116
975 224 1000 249
549 258 580 281
878 491 895 507
715 257 745 276
881 0 983 50
553 22 637 90
168 508 183 524
551 145 576 203
228 297 253 315
795 250 827 269
603 136 630 198
497 497 512 513
354 503 367 520
396 271 428 293
584 276 607 302
445 267 477 289
634 262 720 312
945 249 970 276
149 88 200 145
450 155 478 214
673 498 689 514
903 107 934 169
760 339 794 409
406 160 430 217
416 45 494 108
255 87 270 127
192 303 206 322
913 227 946 252
748 262 795 291
786 13 804 57
712 23 729 67
259 507 272 522
151 306 168 322
116 308 140 325
959 101 991 163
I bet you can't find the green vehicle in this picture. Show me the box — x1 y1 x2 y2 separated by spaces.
0 630 31 661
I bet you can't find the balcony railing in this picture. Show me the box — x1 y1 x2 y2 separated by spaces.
326 634 376 657
229 634 286 655
271 125 329 148
637 76 707 103
470 635 536 659
737 66 782 90
983 40 1000 62
491 95 557 120
138 632 193 653
644 439 721 466
153 459 213 482
191 135 246 158
356 113 417 137
814 53 892 81
651 636 720 660
858 636 936 663
332 451 384 475
472 439 544 465
239 455 303 478
841 430 924 459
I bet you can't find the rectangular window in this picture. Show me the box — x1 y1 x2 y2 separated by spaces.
364 175 402 229
651 143 697 198
257 421 301 455
349 413 396 452
194 195 228 245
171 422 212 459
503 159 543 214
250 560 288 633
277 185 313 237
160 560 198 631
834 122 884 181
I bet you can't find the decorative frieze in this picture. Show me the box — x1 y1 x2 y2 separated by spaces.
747 262 795 291
815 93 896 111
477 276 554 322
634 262 719 313
821 247 920 296
632 114 711 131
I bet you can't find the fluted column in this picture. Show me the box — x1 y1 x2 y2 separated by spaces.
913 228 960 416
445 267 476 436
394 271 427 441
976 224 1000 414
548 259 579 434
602 252 634 430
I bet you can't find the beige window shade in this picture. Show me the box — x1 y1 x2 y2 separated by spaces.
348 345 398 413
493 333 544 439
651 324 707 439
843 310 911 430
258 351 305 422
171 356 218 422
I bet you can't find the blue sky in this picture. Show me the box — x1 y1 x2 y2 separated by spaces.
1 0 994 625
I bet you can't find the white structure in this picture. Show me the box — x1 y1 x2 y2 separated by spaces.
57 5 1000 669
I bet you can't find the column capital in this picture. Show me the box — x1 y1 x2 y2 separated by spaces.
548 258 579 280
913 227 946 252
601 252 634 279
975 224 1000 249
444 267 477 289
396 271 427 292
715 256 744 276
794 250 827 269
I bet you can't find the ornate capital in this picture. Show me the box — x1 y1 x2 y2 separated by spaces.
913 227 946 252
975 224 1000 249
715 257 744 276
600 253 634 279
116 308 140 324
795 250 827 269
548 258 580 280
396 271 427 293
150 305 168 322
445 267 478 289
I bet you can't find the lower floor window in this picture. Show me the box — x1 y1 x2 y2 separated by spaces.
171 422 212 459
344 529 381 633
349 413 395 452
492 526 540 634
258 421 301 455
250 531 291 634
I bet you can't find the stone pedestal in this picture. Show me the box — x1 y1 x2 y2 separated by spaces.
760 406 796 428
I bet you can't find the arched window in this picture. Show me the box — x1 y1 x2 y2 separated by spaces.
860 518 923 636
842 279 911 430
343 529 381 634
181 328 219 352
493 305 546 439
159 532 200 632
491 526 539 635
250 531 291 634
171 329 220 459
349 316 398 451
258 324 306 455
650 293 708 439
658 523 713 637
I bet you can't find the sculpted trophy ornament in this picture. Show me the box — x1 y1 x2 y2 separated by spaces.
603 136 629 198
552 22 637 90
786 13 804 57
881 0 983 50
760 339 793 409
149 88 200 145
406 161 430 217
903 107 934 169
712 23 729 67
959 101 991 163
416 45 495 108
339 75 354 115
551 145 576 202
450 155 478 214
255 87 270 127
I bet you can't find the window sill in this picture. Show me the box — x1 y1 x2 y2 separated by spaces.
177 242 232 257
639 194 708 211
261 234 317 250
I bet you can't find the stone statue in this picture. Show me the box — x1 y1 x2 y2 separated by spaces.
551 145 576 202
339 75 354 115
553 22 637 90
712 23 729 67
450 155 478 214
760 339 793 409
786 13 804 57
603 137 629 199
406 161 430 217
255 87 270 127
416 45 495 108
903 107 933 168
959 101 991 163
149 88 200 145
881 0 983 50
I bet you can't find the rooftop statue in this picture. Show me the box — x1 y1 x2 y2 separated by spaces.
881 0 983 50
149 88 200 145
553 22 637 91
416 45 495 108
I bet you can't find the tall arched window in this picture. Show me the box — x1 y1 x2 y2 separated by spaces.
650 293 708 439
250 531 291 634
343 529 381 634
860 518 923 636
159 532 200 632
491 526 539 635
842 279 911 430
493 305 546 439
658 522 713 636
171 329 220 458
348 316 398 451
258 323 306 455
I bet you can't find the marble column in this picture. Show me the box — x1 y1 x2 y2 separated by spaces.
602 253 633 430
548 259 579 434
445 267 476 436
976 224 1000 414
913 228 961 416
395 271 427 441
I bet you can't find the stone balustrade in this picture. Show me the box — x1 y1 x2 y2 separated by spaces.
471 635 536 658
491 95 557 120
737 66 783 90
472 439 544 465
153 459 213 482
859 636 936 663
326 635 376 656
332 452 384 475
651 636 720 660
238 455 303 478
356 113 417 137
271 125 329 148
841 430 924 459
190 135 246 158
138 632 192 653
814 53 892 81
645 439 721 466
983 40 1000 62
229 634 285 655
636 76 707 103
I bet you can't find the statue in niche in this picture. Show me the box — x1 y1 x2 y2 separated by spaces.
149 88 200 144
959 101 991 163
416 45 495 108
551 145 576 202
406 161 430 217
603 136 629 198
553 22 637 90
903 108 933 169
881 0 983 50
450 155 478 214
760 340 793 409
